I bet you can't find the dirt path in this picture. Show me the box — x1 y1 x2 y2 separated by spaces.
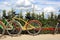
0 34 60 40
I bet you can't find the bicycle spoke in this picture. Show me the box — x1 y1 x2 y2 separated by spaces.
26 20 42 35
6 20 22 36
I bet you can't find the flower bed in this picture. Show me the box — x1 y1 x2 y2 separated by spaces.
42 27 55 31
35 27 60 31
35 27 60 34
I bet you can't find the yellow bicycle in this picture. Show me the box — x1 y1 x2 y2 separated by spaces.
14 17 42 35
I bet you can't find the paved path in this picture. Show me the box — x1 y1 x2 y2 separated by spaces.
0 34 60 40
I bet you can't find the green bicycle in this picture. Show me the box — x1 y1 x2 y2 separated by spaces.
2 17 22 36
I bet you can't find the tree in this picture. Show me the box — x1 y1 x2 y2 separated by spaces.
3 10 6 17
54 14 57 20
47 12 57 27
41 12 44 20
11 9 15 17
35 14 39 20
8 11 11 16
19 10 23 19
48 15 50 20
50 12 54 21
38 13 42 21
25 11 31 20
31 12 36 20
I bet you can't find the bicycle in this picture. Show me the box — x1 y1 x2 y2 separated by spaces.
13 16 42 36
54 22 60 34
4 16 22 36
0 16 22 37
0 20 5 37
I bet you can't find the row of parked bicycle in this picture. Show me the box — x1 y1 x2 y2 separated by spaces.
0 15 60 37
0 15 43 37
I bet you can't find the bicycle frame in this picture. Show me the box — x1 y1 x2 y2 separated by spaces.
13 17 35 30
0 21 6 29
2 17 13 30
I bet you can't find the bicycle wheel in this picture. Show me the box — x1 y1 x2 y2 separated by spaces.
54 23 59 34
6 20 22 36
26 20 42 36
0 21 5 37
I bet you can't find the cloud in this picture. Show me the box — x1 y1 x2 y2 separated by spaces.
43 6 57 18
0 0 60 18
3 1 10 6
24 0 31 5
15 0 32 7
16 0 24 5
44 7 56 12
0 0 60 13
31 5 43 14
0 0 60 10
42 1 60 7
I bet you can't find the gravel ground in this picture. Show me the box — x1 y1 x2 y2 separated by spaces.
0 34 60 40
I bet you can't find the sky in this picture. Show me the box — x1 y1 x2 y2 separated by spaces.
0 0 60 18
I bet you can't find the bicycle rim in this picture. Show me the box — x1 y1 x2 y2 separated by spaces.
26 20 42 36
6 20 22 36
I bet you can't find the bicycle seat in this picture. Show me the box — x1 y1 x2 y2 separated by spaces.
25 16 31 20
4 16 9 19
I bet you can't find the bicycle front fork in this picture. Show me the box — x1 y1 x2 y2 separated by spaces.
54 23 60 34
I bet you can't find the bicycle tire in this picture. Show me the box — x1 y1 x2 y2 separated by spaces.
26 20 42 36
0 21 5 37
6 20 22 36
